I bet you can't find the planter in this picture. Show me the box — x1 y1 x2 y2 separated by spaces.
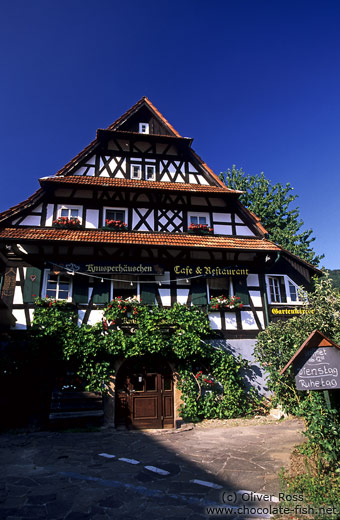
103 219 127 231
188 224 213 235
52 217 81 229
209 296 244 312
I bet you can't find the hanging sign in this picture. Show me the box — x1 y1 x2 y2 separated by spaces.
173 265 249 277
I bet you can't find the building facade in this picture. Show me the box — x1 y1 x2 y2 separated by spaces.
0 97 319 428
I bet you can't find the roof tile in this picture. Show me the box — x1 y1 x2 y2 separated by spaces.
0 227 280 251
40 175 240 193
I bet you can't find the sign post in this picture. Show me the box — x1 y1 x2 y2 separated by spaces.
280 330 340 410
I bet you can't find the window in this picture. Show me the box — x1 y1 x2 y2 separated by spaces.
288 281 298 302
44 271 72 300
266 275 302 304
113 275 138 300
188 212 210 227
57 205 82 222
268 276 284 303
208 277 230 300
191 216 206 225
146 165 156 181
131 164 142 180
105 208 126 222
139 122 149 134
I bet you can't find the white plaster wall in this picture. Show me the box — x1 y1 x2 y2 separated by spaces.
34 204 43 212
249 290 262 307
247 274 259 286
198 176 209 185
78 310 86 326
19 215 41 226
188 163 198 173
159 289 171 306
85 210 99 229
86 155 96 165
12 309 27 330
214 224 232 235
224 312 237 329
189 174 198 183
234 215 244 224
208 312 222 330
45 204 54 226
177 288 189 304
132 209 154 231
73 166 87 176
13 286 23 305
257 311 265 329
209 338 269 395
241 311 258 329
213 212 232 222
161 173 171 182
236 226 255 236
87 310 104 326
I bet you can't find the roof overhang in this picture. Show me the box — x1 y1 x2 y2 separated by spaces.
39 175 241 194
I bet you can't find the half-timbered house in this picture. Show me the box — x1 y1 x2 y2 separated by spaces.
0 97 319 428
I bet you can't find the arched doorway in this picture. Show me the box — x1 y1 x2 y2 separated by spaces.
115 357 174 429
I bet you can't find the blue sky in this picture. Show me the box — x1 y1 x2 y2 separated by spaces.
1 0 339 268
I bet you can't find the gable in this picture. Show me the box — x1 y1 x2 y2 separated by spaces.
107 96 181 137
113 104 175 136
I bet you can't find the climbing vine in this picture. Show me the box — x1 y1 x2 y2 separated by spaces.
31 297 261 421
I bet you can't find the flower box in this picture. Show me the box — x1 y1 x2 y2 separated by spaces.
102 219 128 231
188 223 213 235
209 295 244 311
52 217 81 229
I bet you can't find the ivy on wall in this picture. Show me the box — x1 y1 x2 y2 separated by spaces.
30 297 261 421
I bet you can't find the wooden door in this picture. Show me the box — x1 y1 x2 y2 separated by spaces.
115 358 174 429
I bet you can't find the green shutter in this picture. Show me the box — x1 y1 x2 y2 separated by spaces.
141 283 156 305
234 276 250 305
92 279 110 304
191 279 207 305
23 267 42 303
73 277 89 304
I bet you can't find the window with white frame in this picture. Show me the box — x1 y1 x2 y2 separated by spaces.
131 164 142 180
43 271 72 301
207 277 230 301
187 212 210 227
139 122 149 134
266 275 302 304
146 165 156 181
103 207 127 225
57 205 82 222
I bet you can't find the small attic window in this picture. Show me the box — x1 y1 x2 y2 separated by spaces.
139 122 149 134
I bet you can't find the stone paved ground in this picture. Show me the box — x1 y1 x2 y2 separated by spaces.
0 417 304 520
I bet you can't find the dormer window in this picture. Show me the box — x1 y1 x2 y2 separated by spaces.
139 122 149 134
146 165 156 181
131 164 142 180
57 204 83 223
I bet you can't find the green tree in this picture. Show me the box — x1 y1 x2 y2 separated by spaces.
220 167 323 265
254 274 340 412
